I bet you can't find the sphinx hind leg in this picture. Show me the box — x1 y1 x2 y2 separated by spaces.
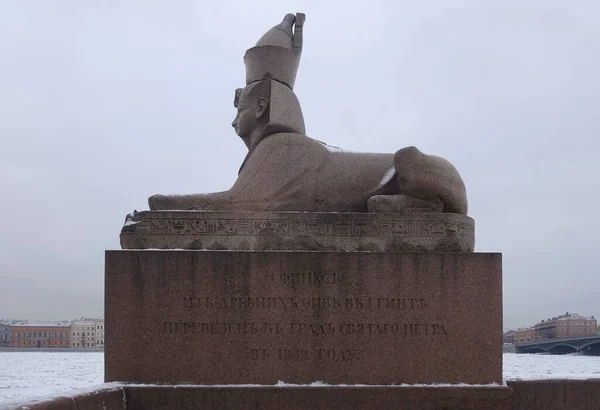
393 146 468 215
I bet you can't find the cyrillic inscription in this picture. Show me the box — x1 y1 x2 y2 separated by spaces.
249 348 361 362
161 322 447 337
184 296 428 310
172 275 447 366
270 272 342 285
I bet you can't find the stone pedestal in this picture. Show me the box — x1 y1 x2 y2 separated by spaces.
105 250 502 385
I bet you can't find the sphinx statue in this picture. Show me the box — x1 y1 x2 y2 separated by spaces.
148 13 468 215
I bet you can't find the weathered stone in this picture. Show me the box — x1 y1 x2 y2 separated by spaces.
105 251 501 385
120 211 475 252
368 194 443 213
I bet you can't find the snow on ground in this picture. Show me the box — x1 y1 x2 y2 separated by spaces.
2 352 600 405
0 351 103 405
503 353 600 380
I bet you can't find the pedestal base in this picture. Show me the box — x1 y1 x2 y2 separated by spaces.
105 250 502 385
19 381 600 410
124 385 512 410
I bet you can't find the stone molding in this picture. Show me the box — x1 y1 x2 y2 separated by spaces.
120 211 475 252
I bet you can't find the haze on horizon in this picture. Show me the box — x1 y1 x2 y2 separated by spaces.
0 1 598 329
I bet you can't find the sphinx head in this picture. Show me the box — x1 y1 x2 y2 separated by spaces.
231 79 306 148
232 13 306 149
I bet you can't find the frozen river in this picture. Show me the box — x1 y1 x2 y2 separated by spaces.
2 352 600 405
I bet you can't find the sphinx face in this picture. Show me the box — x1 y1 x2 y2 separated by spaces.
231 93 256 147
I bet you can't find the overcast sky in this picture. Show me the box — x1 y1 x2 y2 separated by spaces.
0 1 598 329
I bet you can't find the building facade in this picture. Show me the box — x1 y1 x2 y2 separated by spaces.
95 321 105 349
9 324 71 347
515 327 535 343
71 322 98 348
502 330 517 344
534 313 597 340
503 330 516 344
0 323 9 347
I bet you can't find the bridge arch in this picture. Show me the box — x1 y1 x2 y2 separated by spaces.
546 344 578 354
580 341 600 350
580 341 600 355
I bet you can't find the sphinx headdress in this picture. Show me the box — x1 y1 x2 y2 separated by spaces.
236 13 306 135
244 13 304 89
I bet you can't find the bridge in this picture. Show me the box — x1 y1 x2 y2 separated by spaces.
515 335 600 355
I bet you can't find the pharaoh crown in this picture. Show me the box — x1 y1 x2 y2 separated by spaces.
244 13 305 90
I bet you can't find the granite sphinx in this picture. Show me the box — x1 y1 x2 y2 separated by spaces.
108 13 504 396
148 13 468 215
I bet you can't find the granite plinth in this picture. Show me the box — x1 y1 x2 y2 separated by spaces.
123 385 512 410
105 251 501 385
120 211 475 252
16 381 600 410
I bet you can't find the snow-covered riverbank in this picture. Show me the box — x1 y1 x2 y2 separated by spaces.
503 352 600 380
0 351 103 405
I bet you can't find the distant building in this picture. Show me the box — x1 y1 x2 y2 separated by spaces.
503 330 516 344
95 321 105 349
515 327 535 343
0 323 9 347
534 312 597 340
71 322 95 348
9 324 70 347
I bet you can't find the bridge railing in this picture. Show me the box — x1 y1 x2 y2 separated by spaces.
515 335 600 347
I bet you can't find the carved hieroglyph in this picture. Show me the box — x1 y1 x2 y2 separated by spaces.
147 13 469 215
120 211 475 252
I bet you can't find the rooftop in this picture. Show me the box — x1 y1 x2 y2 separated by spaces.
538 312 596 324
